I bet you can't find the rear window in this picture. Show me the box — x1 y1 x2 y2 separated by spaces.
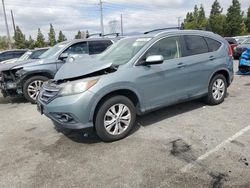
183 35 209 56
205 37 222 52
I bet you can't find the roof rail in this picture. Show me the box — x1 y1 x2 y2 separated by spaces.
144 27 181 34
103 33 120 37
88 33 120 38
88 33 102 38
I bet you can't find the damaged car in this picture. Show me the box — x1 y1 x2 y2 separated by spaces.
239 48 250 74
37 29 234 141
0 38 115 103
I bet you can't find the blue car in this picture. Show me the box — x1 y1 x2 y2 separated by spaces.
239 48 250 74
37 29 234 141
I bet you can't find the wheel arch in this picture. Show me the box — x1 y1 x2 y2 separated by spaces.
209 69 230 87
91 89 142 123
21 71 54 85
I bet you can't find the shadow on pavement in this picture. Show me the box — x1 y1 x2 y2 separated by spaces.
137 100 204 127
0 96 28 104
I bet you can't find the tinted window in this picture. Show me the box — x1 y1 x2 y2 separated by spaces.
89 40 113 55
65 42 88 54
12 51 25 58
205 37 221 52
183 35 209 56
144 36 182 61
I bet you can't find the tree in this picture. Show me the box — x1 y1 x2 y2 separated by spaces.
240 22 248 35
208 0 226 36
57 31 67 43
0 36 9 50
184 4 207 30
14 26 26 49
225 0 243 36
246 6 250 33
36 28 45 48
48 24 56 46
27 35 35 49
86 30 89 38
75 30 82 39
197 5 208 29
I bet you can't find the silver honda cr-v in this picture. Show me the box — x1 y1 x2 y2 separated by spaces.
37 29 234 142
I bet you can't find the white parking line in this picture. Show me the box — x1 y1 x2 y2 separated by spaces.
181 125 250 173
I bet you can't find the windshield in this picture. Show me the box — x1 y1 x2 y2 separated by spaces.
242 38 250 44
17 51 32 61
96 37 151 65
39 42 68 59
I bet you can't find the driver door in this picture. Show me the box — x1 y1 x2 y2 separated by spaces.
134 36 191 110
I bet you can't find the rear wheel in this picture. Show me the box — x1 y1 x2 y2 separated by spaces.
205 74 227 105
23 76 49 103
95 96 136 142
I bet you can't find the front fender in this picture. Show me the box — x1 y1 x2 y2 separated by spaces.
88 84 145 122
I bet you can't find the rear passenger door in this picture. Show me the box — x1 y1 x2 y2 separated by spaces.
181 35 220 96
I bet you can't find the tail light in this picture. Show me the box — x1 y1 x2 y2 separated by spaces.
228 45 233 57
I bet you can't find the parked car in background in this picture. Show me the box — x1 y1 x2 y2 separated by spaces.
0 49 27 62
0 38 117 103
225 37 238 56
37 29 234 142
0 48 49 65
233 38 250 59
233 35 250 44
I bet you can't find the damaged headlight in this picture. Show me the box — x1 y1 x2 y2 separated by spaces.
15 68 26 77
59 78 99 96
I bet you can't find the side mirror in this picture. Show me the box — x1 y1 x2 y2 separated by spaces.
144 55 164 65
59 53 69 61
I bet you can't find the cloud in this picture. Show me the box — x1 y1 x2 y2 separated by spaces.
0 0 249 40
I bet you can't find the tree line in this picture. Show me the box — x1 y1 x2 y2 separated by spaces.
0 24 89 50
183 0 250 37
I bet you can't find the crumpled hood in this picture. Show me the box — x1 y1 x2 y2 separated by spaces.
54 56 113 81
0 58 48 72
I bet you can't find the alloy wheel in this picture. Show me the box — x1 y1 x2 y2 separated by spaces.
104 103 131 135
212 78 225 101
27 80 44 100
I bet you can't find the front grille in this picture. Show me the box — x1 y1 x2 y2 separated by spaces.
39 82 60 104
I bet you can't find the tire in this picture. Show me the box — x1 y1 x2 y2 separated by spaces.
23 76 49 103
205 74 227 105
95 95 136 142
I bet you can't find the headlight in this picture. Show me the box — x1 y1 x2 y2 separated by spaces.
59 78 99 96
15 68 25 77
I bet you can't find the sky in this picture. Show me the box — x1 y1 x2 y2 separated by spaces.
0 0 249 40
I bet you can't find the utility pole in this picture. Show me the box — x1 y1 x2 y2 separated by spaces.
11 10 16 34
99 0 104 36
2 0 11 48
177 17 181 28
120 14 124 36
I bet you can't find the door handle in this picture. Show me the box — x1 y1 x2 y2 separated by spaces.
177 62 186 68
209 56 215 61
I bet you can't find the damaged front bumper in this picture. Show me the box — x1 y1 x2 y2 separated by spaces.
0 70 23 97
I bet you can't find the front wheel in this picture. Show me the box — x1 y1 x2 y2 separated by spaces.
205 74 227 105
23 76 49 103
95 96 136 142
